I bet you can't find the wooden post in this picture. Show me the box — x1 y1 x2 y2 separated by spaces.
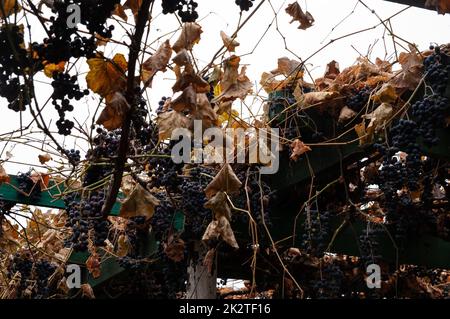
186 242 217 299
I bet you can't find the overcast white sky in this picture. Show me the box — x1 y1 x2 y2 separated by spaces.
1 0 449 174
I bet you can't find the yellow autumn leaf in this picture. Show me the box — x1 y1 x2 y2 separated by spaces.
86 53 128 97
0 0 22 18
43 61 66 78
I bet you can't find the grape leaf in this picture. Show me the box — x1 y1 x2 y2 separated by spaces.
213 57 253 103
141 40 172 88
338 106 357 123
324 60 340 79
390 45 423 90
156 110 192 141
80 284 95 299
43 61 65 78
220 31 240 52
363 102 393 132
124 0 142 20
290 139 311 161
372 83 397 104
173 22 203 53
271 57 302 77
38 153 52 164
86 53 128 97
202 215 238 249
171 84 197 112
204 164 242 199
0 0 22 18
0 164 10 184
204 191 232 220
86 253 101 279
113 3 128 21
164 237 185 262
192 93 218 128
120 184 160 220
96 92 130 131
172 62 210 94
285 2 315 30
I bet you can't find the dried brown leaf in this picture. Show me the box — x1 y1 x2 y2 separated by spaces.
220 31 240 52
0 164 10 184
204 191 231 220
204 164 242 199
119 184 160 219
202 215 239 249
172 22 202 53
290 139 311 161
86 254 101 279
164 238 185 262
141 40 172 88
80 284 95 299
156 110 192 141
285 1 315 30
96 92 130 131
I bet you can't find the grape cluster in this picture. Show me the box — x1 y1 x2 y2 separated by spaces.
64 191 110 252
7 253 33 296
33 0 119 63
346 86 371 112
424 46 450 95
66 148 81 165
358 224 383 268
412 94 449 147
311 262 344 299
148 145 183 191
151 194 176 241
161 0 199 22
235 0 255 11
16 171 41 201
34 260 57 299
301 210 330 257
0 25 35 112
179 178 211 240
51 72 89 135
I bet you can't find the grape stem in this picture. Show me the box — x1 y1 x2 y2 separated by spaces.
101 0 155 218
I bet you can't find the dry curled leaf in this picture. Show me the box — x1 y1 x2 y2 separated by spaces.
192 93 218 128
202 215 238 249
271 57 302 77
425 0 450 14
171 84 197 112
214 56 253 102
156 110 192 141
290 139 311 161
390 45 423 90
38 153 52 165
120 184 160 220
86 53 128 97
80 284 95 299
372 84 397 104
294 91 339 108
141 40 172 88
285 1 315 30
43 61 65 78
172 62 210 94
204 164 242 199
116 234 131 257
204 191 232 220
220 31 240 52
172 22 202 53
339 106 357 123
124 0 142 20
363 102 393 131
164 238 185 262
324 60 340 79
113 3 128 21
96 92 130 131
172 49 191 67
0 164 10 184
86 254 101 279
354 121 374 146
0 0 22 18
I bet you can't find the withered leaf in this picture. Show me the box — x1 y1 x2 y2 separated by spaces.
86 254 101 279
172 63 210 94
325 60 340 79
203 248 216 274
0 0 22 18
204 191 232 220
285 2 315 30
141 40 172 88
113 3 128 21
164 238 185 262
120 184 160 219
171 84 197 112
172 49 191 66
116 234 131 257
363 102 393 131
156 110 192 141
0 164 10 184
192 93 218 128
272 57 302 77
86 54 127 98
220 31 240 52
204 164 242 199
294 91 339 108
425 0 450 14
38 153 52 165
372 84 397 104
290 139 311 161
96 92 130 131
80 284 95 299
390 45 423 90
338 106 357 123
172 22 203 53
202 216 238 249
124 0 142 20
214 62 253 103
354 121 375 146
